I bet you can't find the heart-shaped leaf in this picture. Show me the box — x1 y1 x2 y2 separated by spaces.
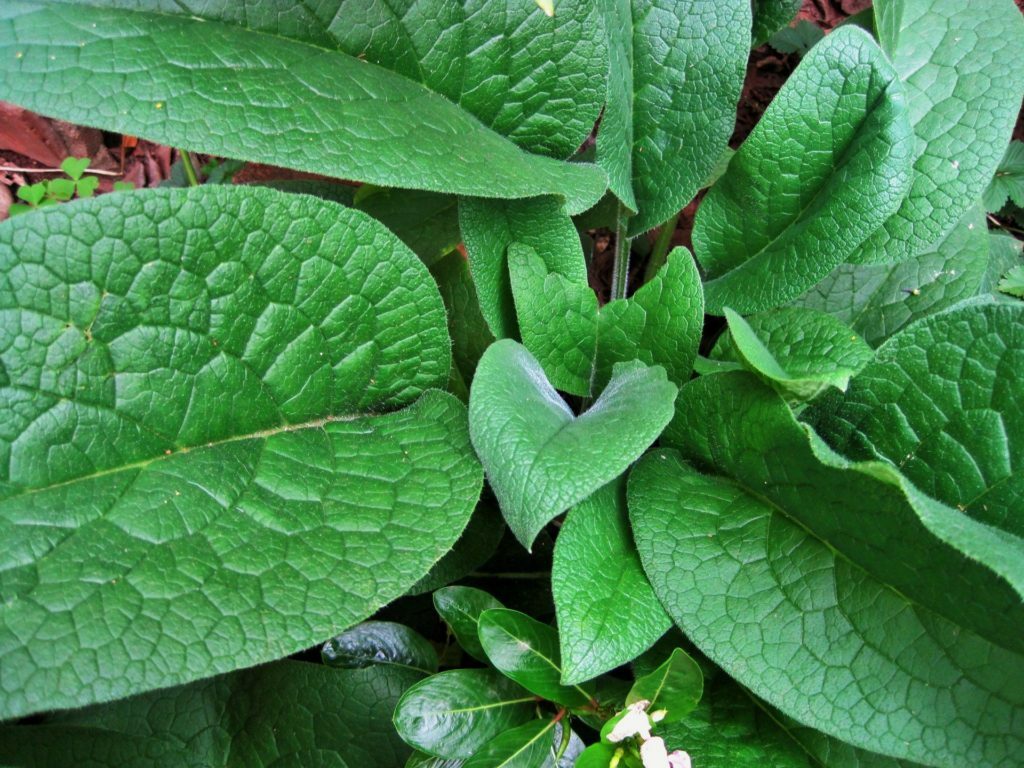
469 340 677 549
626 648 703 724
478 608 593 707
0 2 605 213
809 301 1024 536
15 182 46 206
509 245 703 396
59 156 89 181
434 586 506 663
552 477 670 684
852 0 1024 264
322 621 438 675
393 669 537 760
596 0 750 233
694 26 914 314
0 661 423 768
0 186 483 719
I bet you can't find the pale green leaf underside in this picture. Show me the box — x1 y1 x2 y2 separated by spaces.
469 340 677 549
694 26 913 314
0 661 422 767
792 205 990 347
552 477 670 685
852 0 1024 264
509 246 703 396
0 187 483 718
809 302 1024 537
0 2 605 214
634 372 1024 765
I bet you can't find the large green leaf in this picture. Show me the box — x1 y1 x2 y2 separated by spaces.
552 477 670 684
509 246 704 396
693 26 914 314
0 2 605 213
478 608 592 707
393 669 537 760
630 372 1024 765
409 503 505 595
459 197 588 339
752 0 803 47
809 302 1024 537
792 205 990 346
851 0 1024 264
0 660 423 767
469 340 677 549
596 0 750 234
0 186 483 719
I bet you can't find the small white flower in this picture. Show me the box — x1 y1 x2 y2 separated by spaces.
607 700 654 742
667 750 692 768
640 736 670 768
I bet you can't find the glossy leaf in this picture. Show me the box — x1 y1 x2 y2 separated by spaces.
809 302 1024 537
394 669 537 760
409 504 505 596
434 586 505 664
0 186 483 719
718 307 873 401
626 648 703 724
552 477 670 684
463 718 557 768
478 609 592 707
793 205 990 346
0 2 605 214
852 0 1024 264
469 340 677 549
694 26 914 314
407 754 464 768
460 197 588 339
631 372 1024 765
596 0 751 233
0 660 422 768
322 621 438 675
509 246 704 396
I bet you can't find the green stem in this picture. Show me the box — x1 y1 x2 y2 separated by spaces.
179 150 201 187
553 711 572 761
644 211 680 283
610 203 633 300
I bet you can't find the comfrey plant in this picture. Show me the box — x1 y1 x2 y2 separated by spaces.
0 1 1022 766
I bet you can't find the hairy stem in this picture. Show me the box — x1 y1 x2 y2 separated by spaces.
644 211 680 283
610 203 633 300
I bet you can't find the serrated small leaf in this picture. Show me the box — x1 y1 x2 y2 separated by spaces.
983 141 1024 213
469 340 677 549
552 477 670 684
394 669 537 760
463 718 557 768
479 609 593 707
998 265 1024 299
322 621 438 675
434 586 506 663
694 26 913 314
626 648 703 724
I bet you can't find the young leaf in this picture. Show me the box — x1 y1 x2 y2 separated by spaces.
15 182 45 206
852 0 1024 264
552 477 671 684
74 175 99 198
998 265 1024 299
693 26 914 314
322 621 439 675
459 196 588 339
767 20 824 57
718 307 873 401
469 340 677 549
983 141 1024 213
478 609 592 707
0 186 483 719
463 718 558 768
626 648 703 724
393 669 537 760
409 503 505 596
0 3 605 214
631 373 1024 765
434 586 506 663
575 743 623 768
58 156 89 181
809 302 1024 536
0 661 423 768
509 245 704 396
792 205 991 346
596 0 751 233
46 177 75 201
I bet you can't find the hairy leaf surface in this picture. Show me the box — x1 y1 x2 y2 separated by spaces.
0 187 483 718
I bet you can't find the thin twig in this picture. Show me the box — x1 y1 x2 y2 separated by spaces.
0 166 121 177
